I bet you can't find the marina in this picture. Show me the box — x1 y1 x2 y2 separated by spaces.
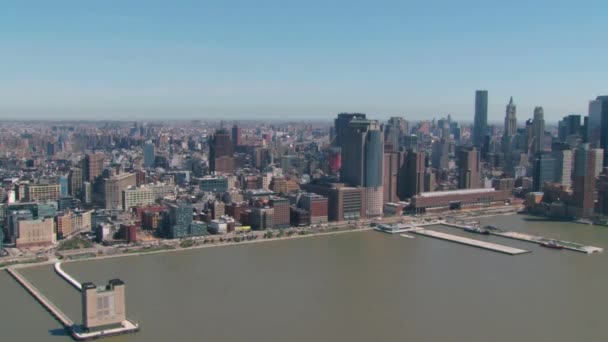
408 228 530 255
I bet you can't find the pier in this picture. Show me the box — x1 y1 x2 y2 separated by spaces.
492 231 604 254
409 228 530 255
6 265 139 340
6 267 75 327
443 221 603 254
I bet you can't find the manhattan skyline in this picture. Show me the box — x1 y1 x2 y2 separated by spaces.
1 1 608 121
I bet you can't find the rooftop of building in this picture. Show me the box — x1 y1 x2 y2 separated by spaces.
416 188 499 198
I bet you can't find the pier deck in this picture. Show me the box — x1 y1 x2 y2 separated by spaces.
6 265 140 340
6 267 74 327
443 222 603 254
409 228 530 255
493 231 603 254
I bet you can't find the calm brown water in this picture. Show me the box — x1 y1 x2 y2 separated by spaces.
2 215 608 341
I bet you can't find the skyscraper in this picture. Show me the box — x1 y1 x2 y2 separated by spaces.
502 97 517 154
83 153 104 182
383 149 404 204
384 116 409 150
532 107 545 155
587 96 608 165
399 149 425 199
533 153 556 191
431 138 450 170
340 119 383 216
504 97 517 137
573 144 597 218
232 124 242 148
209 129 234 174
143 141 155 168
333 113 366 147
557 114 582 141
551 148 573 188
456 146 480 189
473 90 488 149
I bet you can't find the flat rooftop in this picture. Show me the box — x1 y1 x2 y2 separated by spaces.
416 188 497 198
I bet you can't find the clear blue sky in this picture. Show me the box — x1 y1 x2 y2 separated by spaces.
1 0 607 122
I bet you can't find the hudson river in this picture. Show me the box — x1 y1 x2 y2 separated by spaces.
2 215 607 341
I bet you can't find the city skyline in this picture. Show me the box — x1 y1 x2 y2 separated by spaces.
2 1 608 121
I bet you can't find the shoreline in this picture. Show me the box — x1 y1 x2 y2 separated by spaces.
5 226 373 271
2 208 522 271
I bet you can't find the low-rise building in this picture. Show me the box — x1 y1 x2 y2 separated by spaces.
410 188 511 213
16 218 56 248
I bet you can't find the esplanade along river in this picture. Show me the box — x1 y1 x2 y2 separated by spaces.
2 214 608 342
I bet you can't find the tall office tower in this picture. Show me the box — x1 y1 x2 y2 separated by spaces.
383 150 404 204
333 113 366 147
402 134 419 152
431 138 450 169
572 144 597 218
524 119 534 153
83 153 104 182
399 149 425 199
208 129 234 174
588 96 608 165
593 148 604 177
384 117 409 150
557 114 582 141
504 97 517 137
456 146 480 189
340 119 384 216
424 168 435 192
104 172 137 209
502 97 517 153
473 90 488 149
532 107 546 155
551 148 573 188
232 124 242 149
143 141 155 168
69 167 84 197
533 153 556 191
597 168 608 216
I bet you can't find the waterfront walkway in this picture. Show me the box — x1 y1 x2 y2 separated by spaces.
54 262 82 290
409 228 530 255
6 267 74 327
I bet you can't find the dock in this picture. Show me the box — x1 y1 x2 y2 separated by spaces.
443 221 603 254
409 228 530 255
6 265 139 340
6 267 74 327
492 231 604 254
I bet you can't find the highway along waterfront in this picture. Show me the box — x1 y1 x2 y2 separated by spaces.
2 214 608 342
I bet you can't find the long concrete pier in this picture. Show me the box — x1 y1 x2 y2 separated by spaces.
6 267 75 327
493 231 604 254
409 228 530 255
443 221 603 254
7 265 140 340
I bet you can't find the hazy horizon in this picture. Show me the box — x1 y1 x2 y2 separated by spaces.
2 1 607 122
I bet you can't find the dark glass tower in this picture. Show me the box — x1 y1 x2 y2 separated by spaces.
333 113 366 147
340 119 384 216
473 90 488 149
